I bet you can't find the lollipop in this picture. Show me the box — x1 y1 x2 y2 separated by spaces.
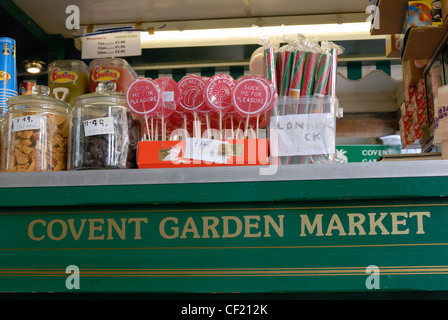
155 77 180 140
155 77 179 116
232 76 275 138
126 78 161 141
178 75 207 138
178 75 206 112
204 74 235 137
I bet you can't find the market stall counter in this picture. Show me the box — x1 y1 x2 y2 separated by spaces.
1 161 448 293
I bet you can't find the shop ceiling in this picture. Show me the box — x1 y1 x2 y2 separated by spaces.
14 0 370 37
2 0 401 115
4 0 390 66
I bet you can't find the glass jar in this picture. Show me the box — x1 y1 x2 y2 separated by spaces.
89 58 137 94
1 85 71 172
48 59 89 107
69 82 141 170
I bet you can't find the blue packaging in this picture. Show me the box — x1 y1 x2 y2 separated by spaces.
0 37 17 93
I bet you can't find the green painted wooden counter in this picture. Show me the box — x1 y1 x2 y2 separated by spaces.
1 161 448 293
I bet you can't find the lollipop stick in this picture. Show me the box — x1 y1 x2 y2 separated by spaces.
238 118 242 135
145 115 151 142
256 114 260 139
206 113 211 139
151 118 154 142
219 111 223 140
155 119 158 141
162 116 166 141
193 112 199 139
244 115 249 139
231 114 234 140
183 114 188 140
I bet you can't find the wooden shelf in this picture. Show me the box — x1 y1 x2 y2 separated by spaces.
402 26 448 61
370 0 408 36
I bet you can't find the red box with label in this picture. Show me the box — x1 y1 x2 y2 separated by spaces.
411 78 429 140
137 139 270 169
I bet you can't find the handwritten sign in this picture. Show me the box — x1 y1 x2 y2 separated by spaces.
12 115 41 132
270 113 335 157
83 117 114 136
184 138 228 164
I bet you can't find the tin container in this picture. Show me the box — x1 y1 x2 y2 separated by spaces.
1 85 71 172
48 59 89 107
0 37 17 117
19 81 35 95
69 82 141 170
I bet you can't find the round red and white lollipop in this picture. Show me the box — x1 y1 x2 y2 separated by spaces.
232 76 276 138
178 75 207 113
232 76 272 117
155 77 180 118
126 78 161 117
154 77 180 140
203 74 235 113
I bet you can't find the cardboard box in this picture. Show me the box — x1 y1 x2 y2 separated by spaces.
386 34 403 58
402 60 425 88
370 0 409 35
412 77 430 139
403 1 443 33
443 0 448 23
137 138 270 169
404 86 417 112
400 116 415 147
401 25 448 61
416 78 427 103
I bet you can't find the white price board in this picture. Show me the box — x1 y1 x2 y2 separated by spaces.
83 117 115 136
12 115 41 132
184 138 228 164
82 31 141 59
270 113 335 157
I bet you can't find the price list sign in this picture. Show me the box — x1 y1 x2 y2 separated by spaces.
82 31 142 59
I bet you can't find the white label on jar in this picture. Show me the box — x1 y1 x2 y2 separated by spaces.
83 117 115 136
12 115 42 132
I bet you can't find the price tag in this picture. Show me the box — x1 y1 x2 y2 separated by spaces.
12 115 41 132
162 91 174 102
184 138 228 164
81 31 141 59
270 113 335 157
83 117 115 136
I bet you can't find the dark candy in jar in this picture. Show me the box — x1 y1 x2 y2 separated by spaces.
80 113 141 169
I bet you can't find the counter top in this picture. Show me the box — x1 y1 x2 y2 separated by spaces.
0 161 447 207
1 160 447 187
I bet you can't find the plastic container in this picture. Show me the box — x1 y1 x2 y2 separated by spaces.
89 58 137 94
0 37 17 117
1 85 71 172
69 82 141 170
48 59 89 107
269 95 338 165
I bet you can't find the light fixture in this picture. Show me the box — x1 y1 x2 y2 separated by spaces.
140 22 381 49
25 61 44 74
77 13 385 50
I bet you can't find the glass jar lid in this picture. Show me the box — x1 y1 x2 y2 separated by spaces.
74 82 126 106
7 85 71 110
